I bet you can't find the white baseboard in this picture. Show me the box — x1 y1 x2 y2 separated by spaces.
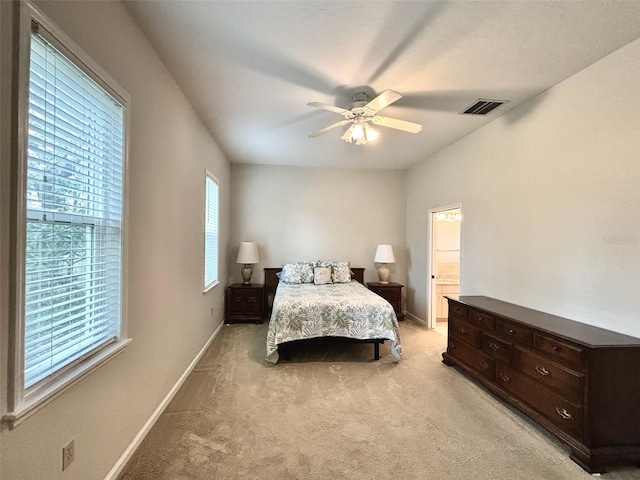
405 311 427 326
104 322 224 480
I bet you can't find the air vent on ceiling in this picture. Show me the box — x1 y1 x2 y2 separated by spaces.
460 99 508 115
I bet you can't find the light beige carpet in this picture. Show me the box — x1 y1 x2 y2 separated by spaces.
118 321 639 479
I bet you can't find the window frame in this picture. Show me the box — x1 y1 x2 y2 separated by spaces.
3 0 131 429
203 171 220 293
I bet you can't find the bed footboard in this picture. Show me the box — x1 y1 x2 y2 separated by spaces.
278 338 385 362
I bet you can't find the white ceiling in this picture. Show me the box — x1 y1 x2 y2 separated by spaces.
123 1 640 169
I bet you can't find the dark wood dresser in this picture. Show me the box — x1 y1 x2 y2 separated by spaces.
442 295 640 473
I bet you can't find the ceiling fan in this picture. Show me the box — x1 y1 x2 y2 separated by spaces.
307 89 422 145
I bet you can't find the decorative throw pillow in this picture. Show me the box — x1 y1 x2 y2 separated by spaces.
331 261 351 283
281 262 314 284
297 261 315 283
313 266 333 285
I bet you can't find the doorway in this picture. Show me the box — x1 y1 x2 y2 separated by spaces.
427 205 462 333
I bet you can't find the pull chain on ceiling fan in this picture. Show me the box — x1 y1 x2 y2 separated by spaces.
307 89 422 145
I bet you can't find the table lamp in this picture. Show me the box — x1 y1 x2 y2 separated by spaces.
236 242 259 286
374 244 395 284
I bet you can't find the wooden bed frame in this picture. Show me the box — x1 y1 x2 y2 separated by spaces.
263 267 384 361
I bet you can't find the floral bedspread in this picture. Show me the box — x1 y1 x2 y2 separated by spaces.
266 281 402 363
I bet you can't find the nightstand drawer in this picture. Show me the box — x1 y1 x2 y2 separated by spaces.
229 288 261 301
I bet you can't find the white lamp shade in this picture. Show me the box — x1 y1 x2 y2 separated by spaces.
374 244 395 264
236 242 259 264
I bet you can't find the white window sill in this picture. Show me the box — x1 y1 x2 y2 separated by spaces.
2 338 132 430
203 279 220 294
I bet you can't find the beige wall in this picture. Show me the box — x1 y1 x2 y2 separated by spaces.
230 164 407 287
0 2 230 479
406 38 640 337
1 1 638 478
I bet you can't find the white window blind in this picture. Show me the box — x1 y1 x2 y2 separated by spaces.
24 31 124 389
204 174 219 289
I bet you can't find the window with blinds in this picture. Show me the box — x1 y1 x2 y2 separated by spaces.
23 31 124 390
204 174 219 290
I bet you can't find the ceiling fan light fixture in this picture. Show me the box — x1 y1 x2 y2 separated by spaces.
309 89 421 144
341 122 379 145
351 124 364 140
341 125 356 143
364 125 379 142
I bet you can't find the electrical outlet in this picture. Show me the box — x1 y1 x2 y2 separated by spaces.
62 440 74 471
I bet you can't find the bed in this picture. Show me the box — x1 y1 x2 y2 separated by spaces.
264 263 402 364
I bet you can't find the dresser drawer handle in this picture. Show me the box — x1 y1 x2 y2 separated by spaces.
449 341 456 350
479 361 489 370
499 372 510 382
457 327 467 335
535 366 551 376
552 345 561 352
508 329 516 335
477 316 484 322
555 407 574 421
489 342 501 352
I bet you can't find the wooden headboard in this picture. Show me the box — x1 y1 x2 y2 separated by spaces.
263 267 365 318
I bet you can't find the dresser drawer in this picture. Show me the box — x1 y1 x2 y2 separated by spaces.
496 362 584 439
534 333 584 370
496 318 533 346
449 316 481 348
481 332 512 364
448 301 469 322
513 346 584 404
469 308 496 330
448 336 495 381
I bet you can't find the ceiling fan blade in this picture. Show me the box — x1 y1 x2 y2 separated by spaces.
365 90 403 113
307 102 351 116
372 115 422 133
308 119 352 137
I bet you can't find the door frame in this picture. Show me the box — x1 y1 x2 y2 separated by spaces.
427 203 463 329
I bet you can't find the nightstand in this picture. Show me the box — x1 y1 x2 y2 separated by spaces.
367 282 404 321
225 284 264 324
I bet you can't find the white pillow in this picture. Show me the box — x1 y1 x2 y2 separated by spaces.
313 266 333 285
